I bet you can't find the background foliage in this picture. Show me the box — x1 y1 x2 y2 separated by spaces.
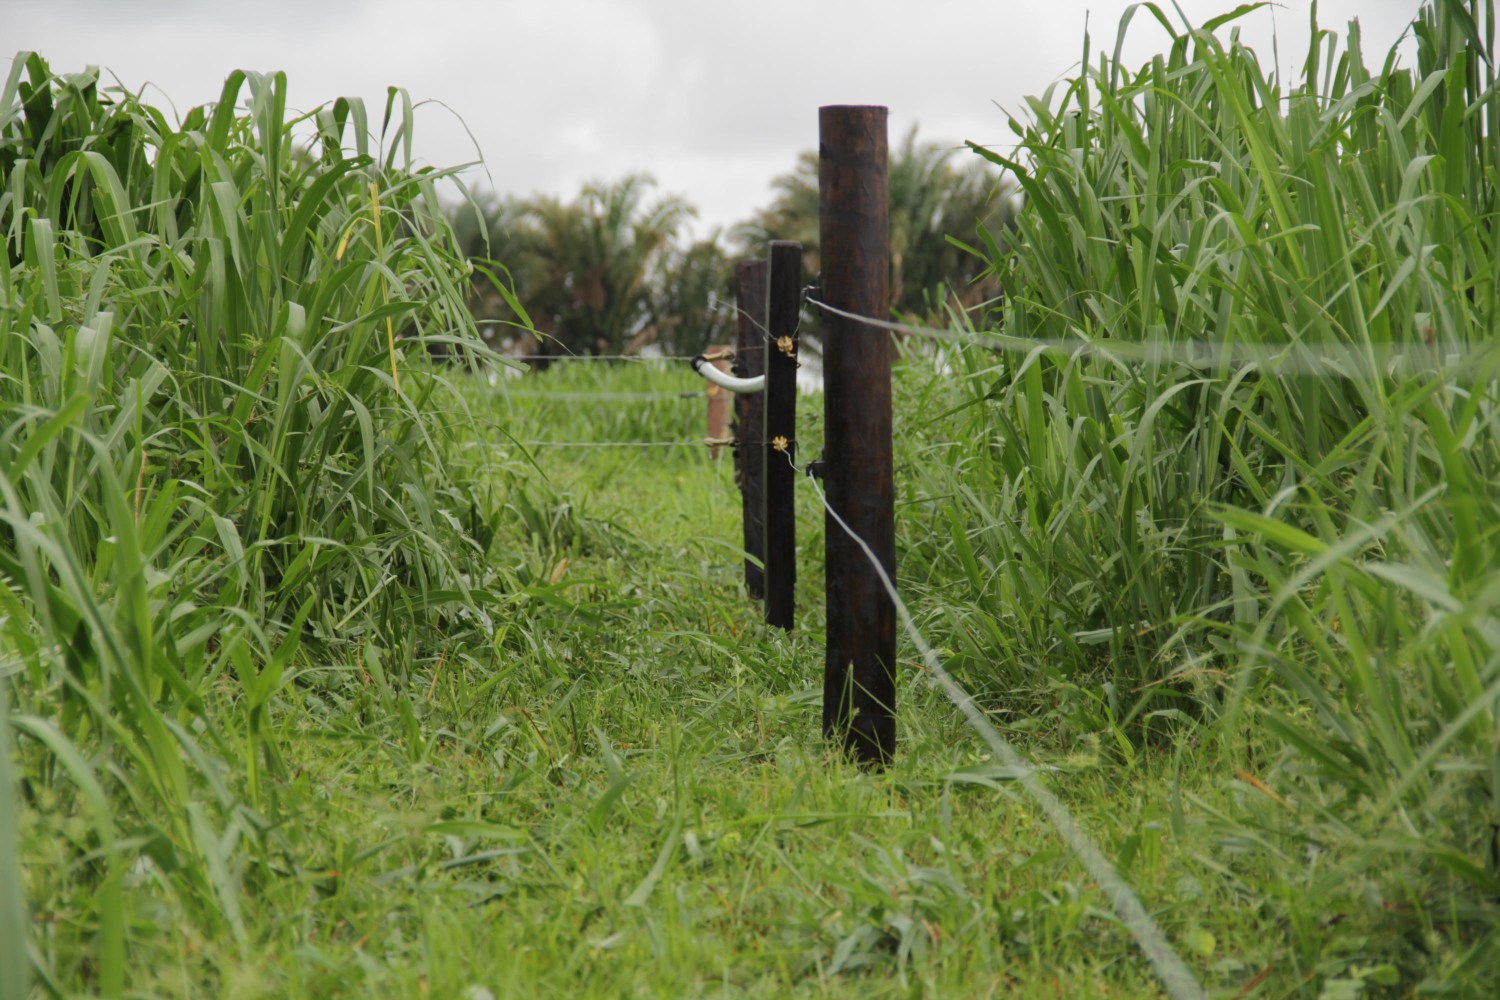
450 127 1017 360
737 126 1018 318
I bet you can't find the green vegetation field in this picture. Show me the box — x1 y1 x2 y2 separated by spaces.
4 0 1499 996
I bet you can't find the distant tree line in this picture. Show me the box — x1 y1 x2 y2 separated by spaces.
450 127 1017 360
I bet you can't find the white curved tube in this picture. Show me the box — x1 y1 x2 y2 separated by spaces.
691 355 765 394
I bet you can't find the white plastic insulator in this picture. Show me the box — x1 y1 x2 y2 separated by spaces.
691 356 765 394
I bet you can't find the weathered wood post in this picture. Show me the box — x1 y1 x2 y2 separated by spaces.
703 346 733 458
763 241 801 631
733 259 768 599
819 105 895 767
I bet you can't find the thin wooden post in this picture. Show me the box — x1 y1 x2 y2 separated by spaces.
733 259 768 600
763 241 801 630
703 345 733 458
819 105 895 767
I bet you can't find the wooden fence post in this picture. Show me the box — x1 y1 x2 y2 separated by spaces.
703 345 733 458
763 241 801 631
818 105 895 767
733 259 768 600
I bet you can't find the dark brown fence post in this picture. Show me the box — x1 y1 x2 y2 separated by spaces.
819 105 895 767
763 241 801 631
733 259 768 600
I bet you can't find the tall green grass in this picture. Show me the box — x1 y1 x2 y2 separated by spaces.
0 685 25 1000
0 54 511 989
898 0 1499 979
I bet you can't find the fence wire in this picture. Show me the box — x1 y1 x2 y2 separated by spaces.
805 297 1500 381
465 440 715 449
480 348 1204 999
490 291 1498 381
471 277 1493 1000
486 390 706 401
802 461 1207 1000
509 353 703 363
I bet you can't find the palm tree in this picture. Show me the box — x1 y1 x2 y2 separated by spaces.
450 189 534 347
449 174 696 359
736 150 822 274
887 129 1014 314
736 127 1017 319
636 233 735 356
525 174 694 356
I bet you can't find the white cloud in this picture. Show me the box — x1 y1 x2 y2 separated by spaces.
4 0 1424 230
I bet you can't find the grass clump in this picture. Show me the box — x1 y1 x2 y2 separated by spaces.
898 0 1500 989
0 53 514 992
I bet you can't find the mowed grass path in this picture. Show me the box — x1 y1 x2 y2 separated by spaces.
112 380 1287 1000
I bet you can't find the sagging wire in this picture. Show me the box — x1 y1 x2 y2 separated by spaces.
467 440 720 449
518 353 704 363
799 462 1207 1000
705 291 775 346
691 288 816 399
805 297 1500 381
485 390 707 401
478 390 1202 999
706 287 817 350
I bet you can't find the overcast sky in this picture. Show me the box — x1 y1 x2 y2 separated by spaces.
6 0 1422 234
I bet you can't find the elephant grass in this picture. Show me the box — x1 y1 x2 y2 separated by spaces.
898 0 1500 985
1 53 511 993
6 0 1500 994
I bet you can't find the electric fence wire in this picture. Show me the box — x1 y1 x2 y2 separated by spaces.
705 290 814 351
521 353 703 362
463 440 717 449
467 309 764 445
465 353 1206 994
784 448 1207 1000
483 390 707 401
476 288 786 384
468 281 1483 995
804 297 1500 381
483 287 1499 381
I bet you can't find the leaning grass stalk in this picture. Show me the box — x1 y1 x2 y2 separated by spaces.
371 180 402 395
0 686 28 1000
